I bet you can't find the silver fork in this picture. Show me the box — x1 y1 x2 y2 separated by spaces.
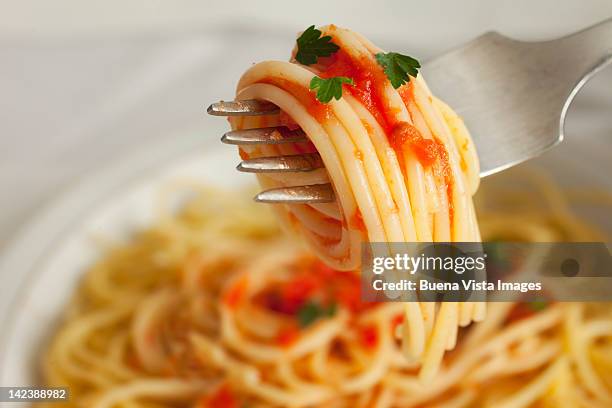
208 18 612 204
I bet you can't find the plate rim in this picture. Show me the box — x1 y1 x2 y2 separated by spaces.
0 133 230 383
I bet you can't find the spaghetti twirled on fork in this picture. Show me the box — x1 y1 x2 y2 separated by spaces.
230 25 482 378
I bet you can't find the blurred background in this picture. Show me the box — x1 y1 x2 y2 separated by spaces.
0 0 611 249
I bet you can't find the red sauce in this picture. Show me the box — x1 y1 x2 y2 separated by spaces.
350 210 366 232
390 121 455 224
397 82 414 109
200 384 237 408
261 274 321 315
223 277 248 309
506 302 551 323
260 77 330 122
320 49 396 134
359 325 379 349
391 314 404 332
390 122 438 167
257 258 374 317
238 147 249 160
315 261 378 313
251 258 381 348
276 325 299 347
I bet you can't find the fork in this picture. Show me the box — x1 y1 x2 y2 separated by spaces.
208 18 612 204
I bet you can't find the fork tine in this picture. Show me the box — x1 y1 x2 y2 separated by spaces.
222 127 308 145
207 99 279 116
254 184 335 203
238 153 323 173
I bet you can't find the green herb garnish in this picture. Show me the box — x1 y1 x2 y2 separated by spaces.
295 25 340 65
528 299 549 312
297 301 337 327
309 76 354 103
375 52 421 89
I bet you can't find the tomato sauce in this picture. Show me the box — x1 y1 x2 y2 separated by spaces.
200 384 237 408
223 277 248 309
257 258 374 316
320 49 395 134
261 274 321 315
390 121 438 167
276 325 299 347
234 256 389 351
359 325 379 349
260 77 330 122
506 301 551 323
238 148 249 160
390 121 454 224
350 209 366 232
391 314 404 331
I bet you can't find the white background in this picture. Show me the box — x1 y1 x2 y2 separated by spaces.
0 0 611 249
2 0 612 41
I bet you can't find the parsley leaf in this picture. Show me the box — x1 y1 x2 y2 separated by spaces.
375 52 421 89
325 302 337 317
309 76 354 103
296 25 340 65
297 301 337 328
528 299 549 312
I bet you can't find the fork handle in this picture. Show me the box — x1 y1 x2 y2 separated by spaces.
555 17 612 85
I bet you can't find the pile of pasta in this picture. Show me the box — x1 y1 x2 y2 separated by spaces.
42 173 612 408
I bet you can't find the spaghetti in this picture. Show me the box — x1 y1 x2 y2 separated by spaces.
41 171 612 407
230 25 482 378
